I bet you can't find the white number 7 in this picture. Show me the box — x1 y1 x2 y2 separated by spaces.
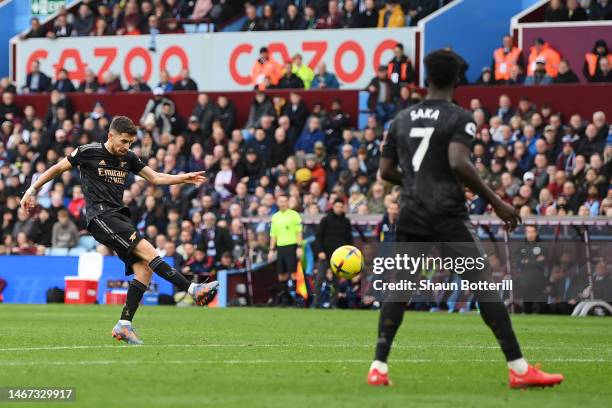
409 127 434 172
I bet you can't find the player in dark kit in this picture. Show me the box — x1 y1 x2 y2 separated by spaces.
20 116 218 345
367 50 564 388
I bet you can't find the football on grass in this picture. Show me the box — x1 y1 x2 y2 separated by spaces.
330 245 363 279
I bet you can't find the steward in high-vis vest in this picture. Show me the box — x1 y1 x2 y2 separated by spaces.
583 39 612 82
386 43 415 99
527 38 560 78
492 35 524 81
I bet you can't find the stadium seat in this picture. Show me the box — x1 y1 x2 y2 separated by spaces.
47 248 69 256
68 247 87 256
78 235 97 251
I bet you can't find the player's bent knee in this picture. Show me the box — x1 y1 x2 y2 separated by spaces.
133 239 158 263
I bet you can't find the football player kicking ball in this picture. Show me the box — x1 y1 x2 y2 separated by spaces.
368 50 564 389
20 116 218 345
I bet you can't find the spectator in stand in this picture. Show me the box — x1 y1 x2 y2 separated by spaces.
140 87 174 125
93 18 111 36
358 0 379 28
386 43 415 98
311 62 340 89
74 3 95 36
566 0 588 21
544 0 567 22
260 4 278 31
378 0 405 28
241 2 263 31
246 91 275 130
282 92 309 132
476 67 497 85
588 58 612 83
99 71 123 93
527 38 561 78
47 13 73 38
214 95 236 136
51 209 78 249
525 57 554 85
554 59 580 83
22 17 46 39
192 93 215 137
584 40 611 82
126 75 152 93
251 47 282 91
77 69 100 93
157 70 174 92
407 0 439 26
0 78 17 94
277 61 305 89
295 116 324 154
367 65 394 123
342 0 360 28
303 5 318 29
505 65 525 85
492 35 524 83
279 4 305 30
589 0 612 20
292 54 314 89
24 60 51 94
0 91 20 122
173 69 198 91
52 69 76 93
315 0 343 29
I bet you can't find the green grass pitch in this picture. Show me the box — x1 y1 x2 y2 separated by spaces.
0 305 611 408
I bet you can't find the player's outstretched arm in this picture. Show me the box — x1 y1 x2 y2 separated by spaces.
20 157 73 213
448 141 521 231
138 166 207 186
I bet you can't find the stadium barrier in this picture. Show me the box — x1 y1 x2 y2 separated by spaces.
11 27 417 91
0 255 174 304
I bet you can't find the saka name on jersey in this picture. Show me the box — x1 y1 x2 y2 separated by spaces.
381 99 477 233
66 142 146 224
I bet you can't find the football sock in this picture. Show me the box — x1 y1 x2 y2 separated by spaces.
374 301 407 362
149 256 191 291
475 297 523 362
120 279 147 321
370 360 388 374
118 320 131 326
507 358 529 374
188 283 197 296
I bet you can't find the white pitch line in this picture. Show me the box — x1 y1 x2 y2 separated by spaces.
0 358 609 367
0 343 610 353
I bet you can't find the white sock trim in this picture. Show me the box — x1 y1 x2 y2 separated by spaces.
370 360 388 374
188 283 196 296
118 320 131 326
508 358 528 374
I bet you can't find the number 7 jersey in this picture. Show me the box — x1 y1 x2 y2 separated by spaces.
381 99 477 230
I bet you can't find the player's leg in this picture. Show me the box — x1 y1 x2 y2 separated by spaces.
132 238 218 306
368 230 424 386
111 261 151 345
442 218 563 388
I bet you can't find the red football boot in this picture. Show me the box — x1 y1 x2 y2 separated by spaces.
509 363 564 389
367 368 392 386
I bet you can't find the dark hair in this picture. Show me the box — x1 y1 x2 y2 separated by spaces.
109 116 137 136
424 49 462 89
395 42 404 50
